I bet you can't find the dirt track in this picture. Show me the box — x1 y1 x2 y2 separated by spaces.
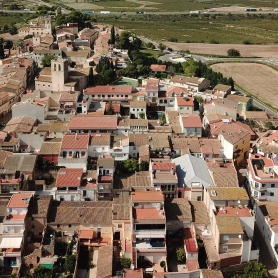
164 42 278 58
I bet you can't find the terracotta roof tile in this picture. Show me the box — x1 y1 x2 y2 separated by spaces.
165 198 192 220
131 190 164 202
177 96 194 106
56 168 83 187
150 64 166 72
61 133 90 149
216 216 243 234
0 150 12 168
202 269 224 278
181 114 202 128
90 134 110 146
69 115 118 130
207 187 249 200
7 193 33 208
190 201 210 225
96 245 113 278
134 208 164 220
39 141 61 155
84 85 132 95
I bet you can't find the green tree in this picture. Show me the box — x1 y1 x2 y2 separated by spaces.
5 40 13 57
121 159 139 174
106 101 114 115
110 25 115 45
88 67 94 86
139 160 149 171
117 31 130 49
9 4 19 10
182 59 198 77
158 43 166 51
120 256 132 269
176 247 186 264
33 265 52 278
139 112 145 119
65 254 76 273
227 48 241 57
233 262 267 278
0 38 4 59
159 113 166 124
265 121 274 130
194 96 204 104
41 55 56 68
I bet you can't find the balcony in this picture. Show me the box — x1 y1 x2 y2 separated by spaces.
133 229 165 238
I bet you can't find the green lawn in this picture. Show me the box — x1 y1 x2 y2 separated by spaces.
140 49 163 58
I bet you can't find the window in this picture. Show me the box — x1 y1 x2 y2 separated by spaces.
262 184 266 188
133 147 136 150
223 246 228 251
32 225 34 229
223 235 229 241
270 192 274 196
68 224 72 228
118 224 122 228
57 224 60 228
261 193 265 196
271 184 275 188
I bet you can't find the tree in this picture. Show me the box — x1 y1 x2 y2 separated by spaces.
176 247 186 264
41 55 56 68
139 112 145 119
121 159 139 174
65 254 76 273
139 160 149 171
117 31 130 49
120 256 132 269
110 25 116 45
265 121 274 130
227 48 241 57
88 67 94 86
233 262 267 278
182 59 198 77
5 40 13 57
159 113 166 124
0 38 4 59
158 43 166 51
33 265 52 278
106 101 114 115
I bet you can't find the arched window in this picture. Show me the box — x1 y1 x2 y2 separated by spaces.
58 64 61 71
54 64 56 71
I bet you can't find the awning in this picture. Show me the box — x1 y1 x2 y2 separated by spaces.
65 102 74 106
0 237 22 248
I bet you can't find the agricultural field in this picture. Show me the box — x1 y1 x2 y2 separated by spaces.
58 0 278 12
98 13 278 44
163 43 278 58
211 63 278 109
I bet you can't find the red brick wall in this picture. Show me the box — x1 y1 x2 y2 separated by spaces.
220 255 241 268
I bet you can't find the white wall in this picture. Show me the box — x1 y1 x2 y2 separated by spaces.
241 239 251 262
18 133 46 152
240 217 255 239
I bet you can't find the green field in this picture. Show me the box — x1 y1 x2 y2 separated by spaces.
96 13 278 44
60 0 278 12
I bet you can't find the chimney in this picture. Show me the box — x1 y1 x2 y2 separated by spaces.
171 167 175 175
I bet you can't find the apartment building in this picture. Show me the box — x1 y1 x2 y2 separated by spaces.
131 190 166 268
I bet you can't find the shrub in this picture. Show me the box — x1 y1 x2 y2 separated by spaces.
160 261 166 268
120 256 132 269
176 247 186 264
227 48 241 57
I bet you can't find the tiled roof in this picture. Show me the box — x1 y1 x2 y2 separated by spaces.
199 138 222 155
243 111 268 120
84 85 132 95
190 201 210 225
129 100 146 108
203 237 220 263
56 168 83 187
4 116 37 133
27 195 52 218
209 172 239 188
202 269 224 278
90 134 110 146
49 122 69 133
131 190 164 202
165 198 192 221
96 245 113 278
111 135 129 148
148 134 170 149
221 130 250 145
59 91 79 102
171 75 207 85
205 113 230 124
127 171 151 188
210 120 255 137
150 64 166 72
36 123 51 132
61 133 90 149
181 114 202 128
129 134 149 146
105 103 121 113
48 201 112 225
69 115 118 130
0 150 12 168
7 193 33 208
39 141 61 155
257 201 278 227
139 145 150 161
151 159 176 170
4 154 37 172
177 96 194 106
216 216 243 234
130 119 148 126
113 193 131 220
145 78 159 91
226 94 249 103
207 187 249 200
171 136 201 153
134 208 164 220
213 84 231 92
97 157 114 168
